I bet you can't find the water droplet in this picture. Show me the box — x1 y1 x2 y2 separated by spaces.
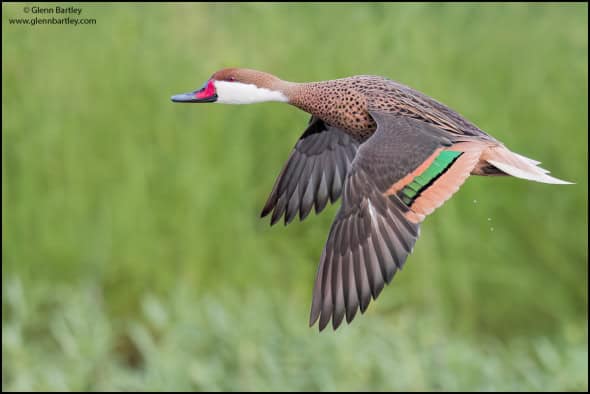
473 199 478 204
487 217 492 221
490 227 494 232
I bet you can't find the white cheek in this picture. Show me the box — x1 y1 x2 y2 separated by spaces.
214 81 288 104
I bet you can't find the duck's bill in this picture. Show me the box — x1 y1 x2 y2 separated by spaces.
171 80 217 103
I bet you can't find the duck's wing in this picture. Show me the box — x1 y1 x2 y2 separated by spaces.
362 80 497 142
261 117 360 225
310 111 481 331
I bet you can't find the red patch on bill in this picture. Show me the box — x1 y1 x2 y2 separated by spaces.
195 80 216 99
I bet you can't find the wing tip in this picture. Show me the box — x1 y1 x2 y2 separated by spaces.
318 313 331 332
309 315 346 332
309 314 320 329
260 206 271 219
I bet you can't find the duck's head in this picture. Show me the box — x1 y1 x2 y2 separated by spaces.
171 68 289 105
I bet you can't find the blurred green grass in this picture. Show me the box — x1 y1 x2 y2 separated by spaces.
2 2 588 391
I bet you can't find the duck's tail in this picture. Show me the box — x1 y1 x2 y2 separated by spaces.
476 145 573 184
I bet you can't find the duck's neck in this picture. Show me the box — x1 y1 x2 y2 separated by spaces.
214 79 320 109
284 80 374 135
214 79 289 104
289 82 339 113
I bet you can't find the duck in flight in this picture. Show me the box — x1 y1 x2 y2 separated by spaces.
172 68 571 331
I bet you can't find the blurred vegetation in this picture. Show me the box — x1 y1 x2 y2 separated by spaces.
2 2 588 391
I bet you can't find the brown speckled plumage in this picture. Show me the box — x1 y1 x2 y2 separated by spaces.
288 80 375 140
172 68 572 332
287 75 496 143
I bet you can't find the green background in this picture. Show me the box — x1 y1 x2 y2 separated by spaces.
2 3 588 391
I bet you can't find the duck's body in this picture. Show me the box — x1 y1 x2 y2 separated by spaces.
288 76 486 141
172 68 571 331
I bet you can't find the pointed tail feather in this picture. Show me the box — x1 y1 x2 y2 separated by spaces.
485 147 574 185
487 159 572 184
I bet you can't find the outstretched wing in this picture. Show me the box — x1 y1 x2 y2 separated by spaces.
310 111 481 331
261 117 360 225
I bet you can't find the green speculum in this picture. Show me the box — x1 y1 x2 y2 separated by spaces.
399 150 463 206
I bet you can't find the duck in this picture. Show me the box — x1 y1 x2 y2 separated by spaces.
171 68 572 331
